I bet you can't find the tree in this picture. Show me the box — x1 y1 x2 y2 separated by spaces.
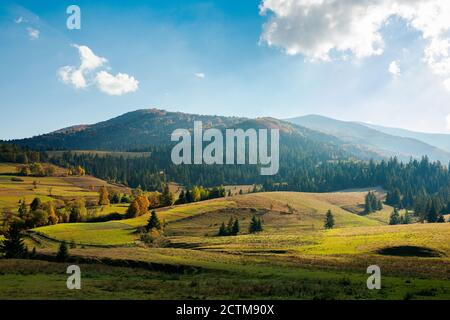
160 184 175 206
377 199 383 211
231 219 240 235
437 215 445 223
177 190 186 204
386 189 402 208
126 200 140 218
218 222 228 236
30 209 49 228
324 210 335 229
98 186 110 206
18 199 27 219
249 215 263 233
401 210 412 224
136 195 150 216
30 197 42 211
389 208 401 225
426 200 439 223
146 211 162 231
226 217 234 234
56 241 69 262
364 192 373 214
0 224 27 258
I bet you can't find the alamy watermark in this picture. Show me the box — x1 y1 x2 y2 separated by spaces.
66 265 81 290
66 5 81 30
366 265 381 290
171 121 279 175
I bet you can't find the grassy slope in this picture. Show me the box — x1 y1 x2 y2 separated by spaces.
0 163 128 213
2 179 450 299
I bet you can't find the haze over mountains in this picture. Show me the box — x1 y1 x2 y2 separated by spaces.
287 115 450 163
7 108 450 163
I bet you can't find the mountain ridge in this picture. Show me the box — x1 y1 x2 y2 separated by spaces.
286 114 450 163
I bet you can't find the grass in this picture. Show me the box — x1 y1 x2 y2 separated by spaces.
34 200 236 245
2 174 450 300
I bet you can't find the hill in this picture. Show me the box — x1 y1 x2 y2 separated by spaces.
287 115 450 163
33 191 386 246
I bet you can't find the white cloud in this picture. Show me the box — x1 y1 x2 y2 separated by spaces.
58 66 86 89
389 61 401 77
259 0 450 87
58 45 106 89
446 114 450 130
15 16 25 24
194 73 206 79
27 27 39 40
58 45 138 95
95 71 139 96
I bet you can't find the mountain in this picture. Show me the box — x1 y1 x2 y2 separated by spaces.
287 115 450 163
12 109 243 151
359 122 450 154
10 108 382 161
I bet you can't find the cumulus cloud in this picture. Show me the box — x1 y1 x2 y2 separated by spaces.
389 61 401 77
194 73 206 79
58 45 138 95
259 0 450 88
27 27 39 40
58 45 107 89
95 71 139 96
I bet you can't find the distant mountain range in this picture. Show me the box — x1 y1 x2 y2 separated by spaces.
8 109 450 163
287 115 450 163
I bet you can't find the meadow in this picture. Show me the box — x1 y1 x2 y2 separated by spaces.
1 163 449 299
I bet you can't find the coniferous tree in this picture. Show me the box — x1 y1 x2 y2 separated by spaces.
249 215 263 233
231 219 240 236
30 197 42 211
376 199 383 211
218 222 228 236
226 217 234 235
146 210 161 231
0 224 27 258
389 208 401 225
324 210 335 229
56 241 69 262
427 201 439 223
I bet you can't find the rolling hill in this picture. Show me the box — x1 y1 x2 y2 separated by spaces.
287 115 450 163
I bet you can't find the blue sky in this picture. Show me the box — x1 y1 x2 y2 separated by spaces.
1 0 450 139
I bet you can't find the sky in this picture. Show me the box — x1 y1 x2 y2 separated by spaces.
1 0 450 139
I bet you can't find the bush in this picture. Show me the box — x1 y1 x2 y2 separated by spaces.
140 229 170 248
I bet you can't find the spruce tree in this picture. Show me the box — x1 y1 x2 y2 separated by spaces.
30 197 42 211
324 210 335 229
146 210 161 231
218 222 228 236
389 208 401 225
56 241 69 262
0 224 27 258
249 215 258 233
231 219 240 235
